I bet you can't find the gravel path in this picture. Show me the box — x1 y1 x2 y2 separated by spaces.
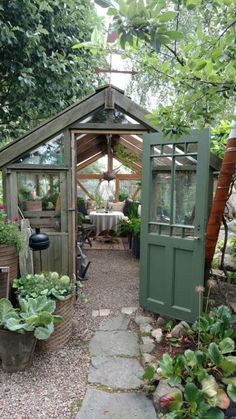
0 250 140 419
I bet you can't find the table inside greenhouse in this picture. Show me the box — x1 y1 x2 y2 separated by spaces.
89 211 125 235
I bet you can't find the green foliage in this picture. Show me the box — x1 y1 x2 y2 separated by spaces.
0 296 62 340
210 121 231 158
114 144 138 168
230 235 236 259
13 272 75 301
0 0 105 144
192 304 236 346
97 0 236 136
143 305 236 417
0 206 24 251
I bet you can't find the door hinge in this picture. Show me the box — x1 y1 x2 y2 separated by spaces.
68 208 76 212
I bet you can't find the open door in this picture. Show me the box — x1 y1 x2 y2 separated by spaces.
140 129 210 322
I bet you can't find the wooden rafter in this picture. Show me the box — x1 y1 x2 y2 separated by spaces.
77 151 105 170
114 136 142 160
113 152 142 173
120 134 143 150
76 179 96 200
77 173 141 180
77 142 107 164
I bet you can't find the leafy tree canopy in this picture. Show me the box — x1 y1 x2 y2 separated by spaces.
94 0 236 137
0 0 104 144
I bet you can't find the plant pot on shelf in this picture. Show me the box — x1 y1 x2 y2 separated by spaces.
0 245 18 283
36 293 74 352
0 329 36 372
25 200 42 212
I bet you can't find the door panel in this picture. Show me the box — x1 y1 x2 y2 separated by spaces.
140 129 210 322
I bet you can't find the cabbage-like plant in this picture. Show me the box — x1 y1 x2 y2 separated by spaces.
13 272 75 301
0 296 62 340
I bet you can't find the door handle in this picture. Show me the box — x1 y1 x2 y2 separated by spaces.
194 236 200 240
68 208 76 212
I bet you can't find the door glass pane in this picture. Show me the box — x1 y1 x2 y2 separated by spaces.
15 133 64 165
151 171 171 223
17 173 61 231
174 169 196 226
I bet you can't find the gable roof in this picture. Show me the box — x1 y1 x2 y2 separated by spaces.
0 84 221 171
0 85 157 168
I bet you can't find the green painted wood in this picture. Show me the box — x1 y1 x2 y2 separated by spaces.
140 129 210 322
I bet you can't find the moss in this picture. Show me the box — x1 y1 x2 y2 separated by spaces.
70 398 83 418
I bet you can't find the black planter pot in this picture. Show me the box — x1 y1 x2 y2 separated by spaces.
132 234 140 259
0 329 36 372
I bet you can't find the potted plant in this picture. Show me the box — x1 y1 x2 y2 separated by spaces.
130 217 141 259
13 272 75 351
0 205 25 283
0 296 62 371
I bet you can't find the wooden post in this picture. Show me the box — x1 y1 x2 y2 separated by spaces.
205 119 236 268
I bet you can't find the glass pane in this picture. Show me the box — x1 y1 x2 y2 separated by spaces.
174 167 196 226
151 171 171 223
152 157 172 169
17 173 61 231
151 145 161 155
79 156 108 174
119 180 141 201
15 133 64 165
163 144 173 155
187 142 198 154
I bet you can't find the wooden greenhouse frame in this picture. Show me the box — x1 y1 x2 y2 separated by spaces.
0 85 221 279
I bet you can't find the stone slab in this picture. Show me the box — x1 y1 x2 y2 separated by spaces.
89 331 140 357
88 356 144 389
76 389 156 419
99 314 130 331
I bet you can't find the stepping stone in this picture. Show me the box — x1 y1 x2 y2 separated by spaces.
99 314 130 331
88 356 144 389
76 388 156 419
99 309 111 316
121 306 137 315
89 331 140 357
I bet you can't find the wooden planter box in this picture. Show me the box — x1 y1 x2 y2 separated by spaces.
25 200 42 212
0 245 18 283
36 293 74 352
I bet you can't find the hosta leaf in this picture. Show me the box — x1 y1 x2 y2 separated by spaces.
202 376 219 398
223 377 236 386
5 318 25 331
208 343 222 365
227 384 236 402
34 323 54 340
142 364 156 380
204 407 224 419
220 358 236 375
184 383 199 402
53 315 63 325
219 337 235 354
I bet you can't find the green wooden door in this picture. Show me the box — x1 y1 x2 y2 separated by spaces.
140 129 210 322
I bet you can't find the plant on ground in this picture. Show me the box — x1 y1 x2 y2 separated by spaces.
0 205 24 251
144 337 236 418
13 272 75 301
192 305 236 347
0 296 62 340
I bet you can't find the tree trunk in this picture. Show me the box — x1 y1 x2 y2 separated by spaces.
205 122 236 269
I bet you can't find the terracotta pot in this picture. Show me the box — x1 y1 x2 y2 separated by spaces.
25 201 42 212
0 329 36 372
0 245 18 283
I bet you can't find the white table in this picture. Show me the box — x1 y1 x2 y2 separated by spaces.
89 211 125 235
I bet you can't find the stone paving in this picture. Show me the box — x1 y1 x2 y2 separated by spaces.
76 314 156 419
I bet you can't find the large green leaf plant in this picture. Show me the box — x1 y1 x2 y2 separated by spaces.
0 296 62 340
